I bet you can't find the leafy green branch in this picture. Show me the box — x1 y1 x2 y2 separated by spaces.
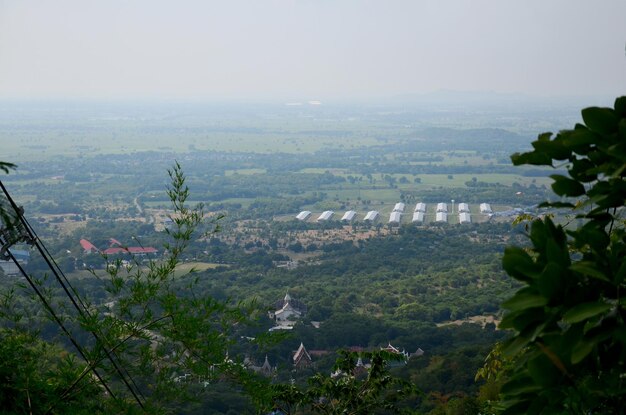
270 350 418 415
497 97 626 414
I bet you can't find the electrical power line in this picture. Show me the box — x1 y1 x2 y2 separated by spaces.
0 180 146 410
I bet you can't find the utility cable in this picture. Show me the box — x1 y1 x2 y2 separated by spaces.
19 213 147 403
0 181 146 409
6 250 117 400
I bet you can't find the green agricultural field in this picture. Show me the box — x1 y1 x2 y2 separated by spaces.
416 173 551 188
224 168 267 176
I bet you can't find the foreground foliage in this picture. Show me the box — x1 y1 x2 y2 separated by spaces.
271 350 418 415
499 96 626 413
1 163 262 413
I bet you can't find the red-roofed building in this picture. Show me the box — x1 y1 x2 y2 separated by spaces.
80 239 99 254
109 238 123 247
81 238 158 257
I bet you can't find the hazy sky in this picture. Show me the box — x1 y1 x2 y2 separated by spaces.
1 0 625 100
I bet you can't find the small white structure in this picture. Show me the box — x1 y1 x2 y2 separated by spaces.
435 212 448 223
480 203 493 214
270 293 307 330
412 211 425 223
389 211 402 224
436 203 448 213
275 299 302 323
296 211 312 221
392 202 405 213
364 210 379 222
414 203 426 212
458 203 470 213
341 210 357 221
459 212 471 224
317 210 334 221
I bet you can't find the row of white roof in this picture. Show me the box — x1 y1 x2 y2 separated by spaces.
396 210 472 224
296 203 493 223
296 210 380 222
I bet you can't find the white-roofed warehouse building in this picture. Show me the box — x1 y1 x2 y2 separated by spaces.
436 212 448 223
480 203 493 214
317 211 334 221
412 211 425 223
458 203 470 213
364 210 379 222
296 211 311 221
436 203 448 213
341 210 357 221
392 203 405 213
414 202 426 212
459 212 471 224
389 211 402 224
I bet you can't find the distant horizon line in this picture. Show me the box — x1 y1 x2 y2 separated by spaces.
0 90 619 105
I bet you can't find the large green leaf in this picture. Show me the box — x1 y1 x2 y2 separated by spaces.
569 262 610 282
545 236 569 268
511 151 552 166
550 175 586 197
615 96 626 116
562 302 611 324
582 107 619 134
528 353 562 386
502 247 542 281
615 260 626 285
537 263 565 300
568 158 597 182
501 374 542 396
532 139 571 161
502 335 531 357
502 289 548 311
562 129 597 153
571 340 594 364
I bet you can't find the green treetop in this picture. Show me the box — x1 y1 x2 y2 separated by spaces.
498 96 626 414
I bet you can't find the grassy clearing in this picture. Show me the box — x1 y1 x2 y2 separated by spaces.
210 198 256 208
66 261 226 281
416 173 550 187
224 168 267 176
174 261 226 276
299 168 350 174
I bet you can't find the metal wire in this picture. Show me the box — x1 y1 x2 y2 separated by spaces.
0 180 146 410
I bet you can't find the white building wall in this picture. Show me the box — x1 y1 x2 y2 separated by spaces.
364 211 379 221
412 212 425 222
393 203 405 213
389 211 402 223
317 211 334 221
296 211 312 220
341 210 356 221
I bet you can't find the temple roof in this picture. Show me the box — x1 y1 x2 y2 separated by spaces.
293 342 312 364
382 343 401 354
261 355 272 371
274 293 307 314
